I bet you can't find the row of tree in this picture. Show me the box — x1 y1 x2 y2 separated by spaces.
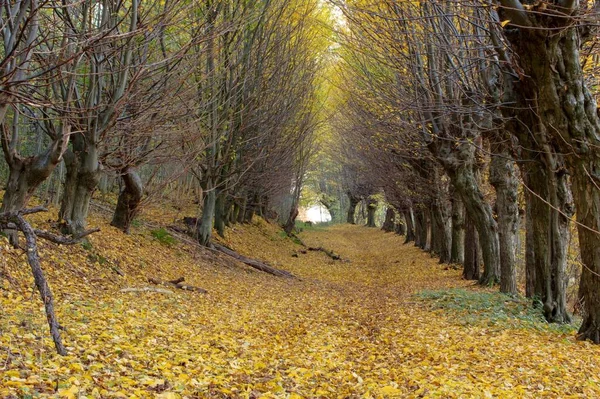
1 0 328 245
331 1 600 342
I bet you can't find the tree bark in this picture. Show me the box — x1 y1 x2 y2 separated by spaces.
497 2 598 333
430 201 451 264
381 208 395 232
450 192 465 265
449 165 499 285
489 144 519 295
1 133 68 244
346 193 360 224
284 207 299 235
198 183 216 247
403 209 416 243
414 209 428 250
366 198 377 227
574 165 600 341
111 167 143 234
525 191 536 299
524 159 572 323
214 191 226 238
237 196 247 224
395 214 406 235
59 143 100 236
463 214 480 281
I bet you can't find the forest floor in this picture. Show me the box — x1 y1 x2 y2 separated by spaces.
2 205 600 398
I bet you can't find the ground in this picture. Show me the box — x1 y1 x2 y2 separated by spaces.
1 209 600 398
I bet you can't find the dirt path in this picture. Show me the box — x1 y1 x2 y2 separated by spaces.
2 222 600 398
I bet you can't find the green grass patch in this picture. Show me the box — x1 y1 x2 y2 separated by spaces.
416 289 578 334
150 228 177 246
81 239 93 251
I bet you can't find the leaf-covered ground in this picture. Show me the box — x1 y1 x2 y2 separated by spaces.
2 212 600 398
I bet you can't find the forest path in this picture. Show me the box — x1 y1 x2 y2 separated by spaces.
2 221 600 397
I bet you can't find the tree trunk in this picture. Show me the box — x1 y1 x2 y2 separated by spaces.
463 214 480 281
430 202 451 263
525 191 536 299
284 207 299 235
1 150 66 244
111 167 143 234
214 191 226 238
347 194 360 224
1 159 45 245
381 208 395 232
237 196 247 224
524 160 572 323
59 144 100 236
224 199 233 228
244 193 258 223
450 165 499 285
489 145 519 295
450 192 465 265
404 209 416 243
574 164 600 341
498 4 599 334
198 184 216 247
232 201 241 225
366 199 377 227
414 209 427 250
395 214 406 235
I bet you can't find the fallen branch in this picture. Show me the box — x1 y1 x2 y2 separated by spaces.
14 214 66 355
0 207 100 356
121 287 174 294
34 228 100 244
212 243 295 278
288 232 346 261
308 247 342 261
148 277 208 293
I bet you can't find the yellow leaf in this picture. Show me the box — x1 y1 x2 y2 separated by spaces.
58 385 79 399
380 385 402 395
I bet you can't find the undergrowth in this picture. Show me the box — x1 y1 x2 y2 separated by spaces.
150 228 177 246
417 289 578 334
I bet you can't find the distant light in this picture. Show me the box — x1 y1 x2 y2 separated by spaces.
306 205 331 223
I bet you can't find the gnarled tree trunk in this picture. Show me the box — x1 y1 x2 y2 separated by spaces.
381 208 395 232
403 209 416 243
366 198 377 227
449 164 499 285
463 214 480 281
59 142 100 237
489 143 519 295
347 193 360 224
198 181 216 247
525 192 535 299
497 0 598 335
414 208 428 250
450 192 465 265
520 159 572 323
214 191 226 238
430 201 451 264
111 167 143 234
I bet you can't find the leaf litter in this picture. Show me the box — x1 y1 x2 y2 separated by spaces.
1 211 600 398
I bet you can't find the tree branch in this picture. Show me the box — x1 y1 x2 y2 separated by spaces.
498 0 532 27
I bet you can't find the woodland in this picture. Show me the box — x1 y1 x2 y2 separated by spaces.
2 0 600 397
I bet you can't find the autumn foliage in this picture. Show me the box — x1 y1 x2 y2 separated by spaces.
2 203 600 397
